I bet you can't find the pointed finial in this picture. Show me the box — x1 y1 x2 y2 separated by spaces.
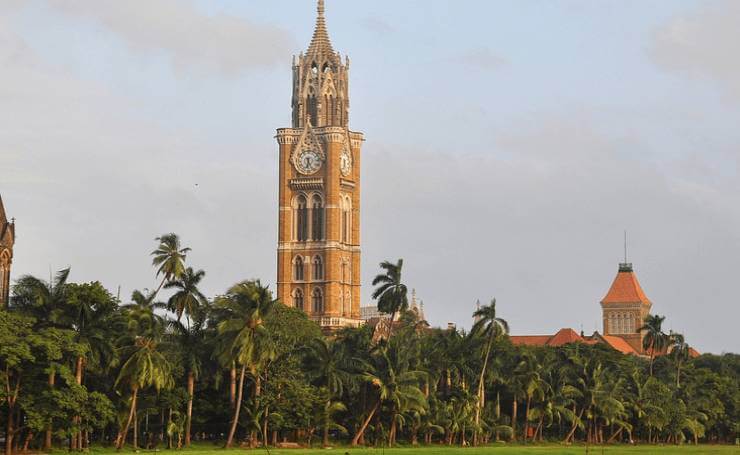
318 0 325 18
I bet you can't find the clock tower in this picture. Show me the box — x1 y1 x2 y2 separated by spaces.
276 0 363 330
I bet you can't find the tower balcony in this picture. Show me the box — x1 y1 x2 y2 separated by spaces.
310 315 364 330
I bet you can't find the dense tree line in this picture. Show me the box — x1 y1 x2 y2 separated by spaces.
0 234 737 453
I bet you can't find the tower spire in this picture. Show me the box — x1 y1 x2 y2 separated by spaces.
307 0 335 59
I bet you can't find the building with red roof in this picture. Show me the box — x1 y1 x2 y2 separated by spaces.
600 262 653 353
507 260 699 358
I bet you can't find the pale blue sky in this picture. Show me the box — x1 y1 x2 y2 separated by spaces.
1 1 738 353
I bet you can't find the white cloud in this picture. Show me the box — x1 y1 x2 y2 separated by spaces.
652 0 740 102
42 0 295 74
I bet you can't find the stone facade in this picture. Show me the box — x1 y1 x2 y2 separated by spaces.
600 263 653 353
0 195 15 308
276 1 363 331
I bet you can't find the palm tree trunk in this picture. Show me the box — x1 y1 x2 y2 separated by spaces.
535 415 544 442
154 276 167 296
523 396 531 442
225 365 246 448
676 361 682 388
351 401 380 446
322 398 331 447
608 427 623 443
229 365 237 408
5 401 14 455
117 386 138 450
474 336 493 447
72 357 85 451
133 406 139 450
44 371 55 450
387 311 397 339
250 375 261 448
563 407 584 444
22 431 33 452
185 371 195 447
511 399 518 441
167 408 173 449
389 412 397 446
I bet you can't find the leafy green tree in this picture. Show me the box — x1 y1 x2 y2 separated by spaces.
10 268 74 449
215 280 276 448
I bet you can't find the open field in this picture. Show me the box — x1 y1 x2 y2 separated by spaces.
87 445 740 455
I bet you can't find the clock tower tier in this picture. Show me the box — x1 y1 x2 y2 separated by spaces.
276 125 364 330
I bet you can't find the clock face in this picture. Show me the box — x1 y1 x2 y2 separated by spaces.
340 149 352 176
295 148 322 174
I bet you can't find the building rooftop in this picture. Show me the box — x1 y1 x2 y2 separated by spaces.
601 263 652 305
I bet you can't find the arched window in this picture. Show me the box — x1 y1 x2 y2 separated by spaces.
345 291 352 316
312 255 324 281
311 194 324 240
341 261 349 284
292 289 304 311
341 196 352 244
293 256 304 281
0 251 8 301
0 264 5 299
295 195 308 241
312 288 324 314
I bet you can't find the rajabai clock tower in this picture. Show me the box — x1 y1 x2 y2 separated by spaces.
276 0 363 330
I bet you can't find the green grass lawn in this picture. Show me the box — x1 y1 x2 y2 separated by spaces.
86 444 739 455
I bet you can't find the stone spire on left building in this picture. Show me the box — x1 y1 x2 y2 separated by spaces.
0 194 15 308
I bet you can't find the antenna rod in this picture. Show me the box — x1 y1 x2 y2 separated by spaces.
624 230 627 263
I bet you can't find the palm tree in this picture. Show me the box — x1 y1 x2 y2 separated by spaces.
470 299 509 446
169 302 210 447
114 297 173 451
66 282 120 450
352 344 427 446
669 332 690 388
513 351 545 442
371 259 408 339
215 280 276 448
165 267 206 323
638 314 669 377
304 337 351 446
151 233 190 295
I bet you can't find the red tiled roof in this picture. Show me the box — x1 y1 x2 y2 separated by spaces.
510 329 586 348
601 267 651 305
548 328 583 347
601 335 638 355
509 335 553 347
